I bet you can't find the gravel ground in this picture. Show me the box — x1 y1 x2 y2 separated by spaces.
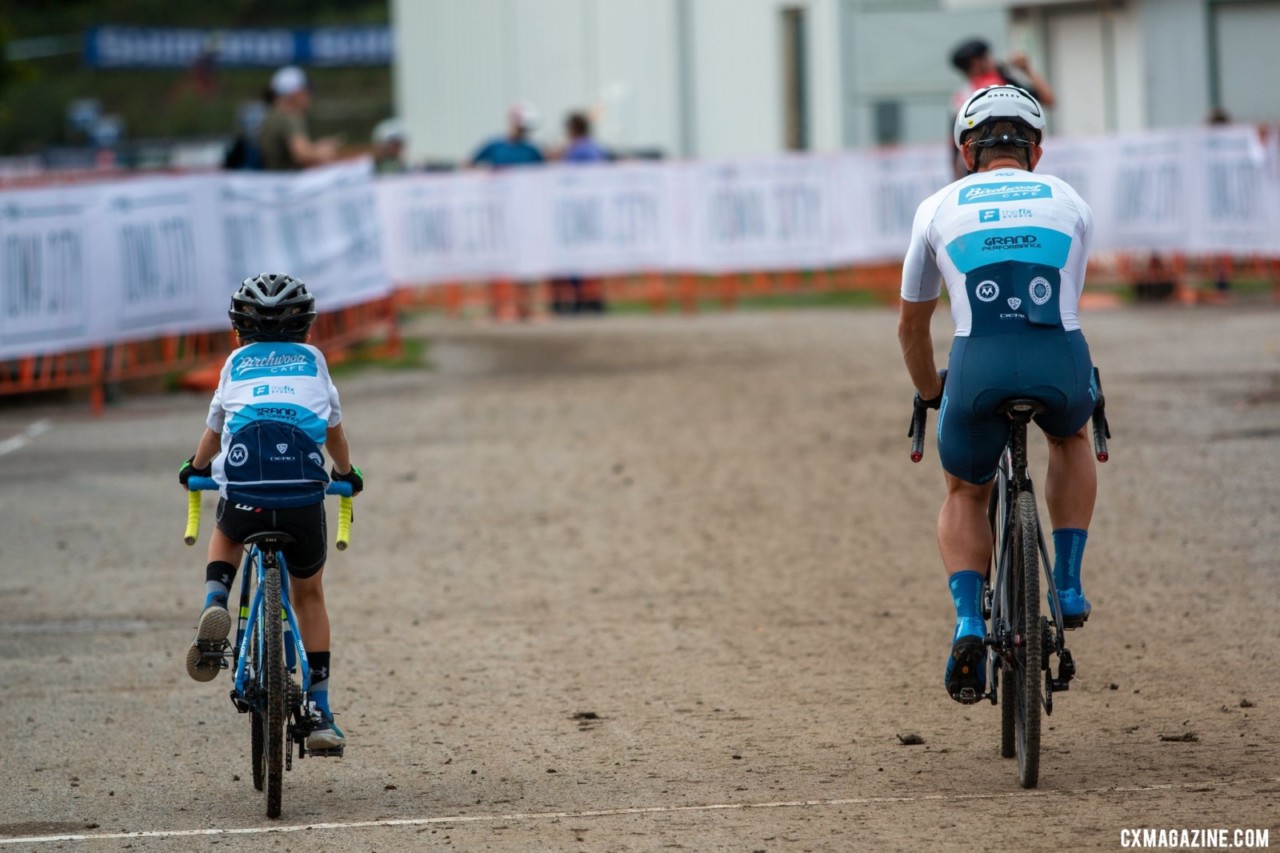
1 302 1278 851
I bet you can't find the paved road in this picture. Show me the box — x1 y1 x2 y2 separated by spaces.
1 305 1277 851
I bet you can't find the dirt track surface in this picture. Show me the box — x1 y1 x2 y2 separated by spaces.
2 304 1279 851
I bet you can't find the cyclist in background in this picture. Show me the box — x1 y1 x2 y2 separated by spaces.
898 86 1097 704
179 273 364 748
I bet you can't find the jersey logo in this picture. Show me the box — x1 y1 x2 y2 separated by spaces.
227 444 249 466
1030 277 1053 305
975 280 1000 302
253 384 269 397
959 182 1053 205
1007 297 1022 311
979 208 1000 222
308 452 324 467
276 443 289 454
230 346 318 381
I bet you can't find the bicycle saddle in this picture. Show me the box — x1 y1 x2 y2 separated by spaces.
243 530 296 546
994 398 1048 419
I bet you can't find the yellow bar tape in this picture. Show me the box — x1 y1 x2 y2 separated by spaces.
184 490 201 546
335 495 353 551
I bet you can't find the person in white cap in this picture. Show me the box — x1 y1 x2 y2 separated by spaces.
258 65 341 171
470 102 544 169
371 118 408 174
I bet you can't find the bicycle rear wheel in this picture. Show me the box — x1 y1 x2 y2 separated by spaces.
1013 491 1042 788
262 561 286 818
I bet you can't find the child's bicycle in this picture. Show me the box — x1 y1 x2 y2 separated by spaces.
184 476 354 818
908 368 1110 788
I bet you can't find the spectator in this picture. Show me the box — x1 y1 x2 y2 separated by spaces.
1206 107 1234 298
948 38 1056 177
471 103 545 169
561 111 609 163
223 89 270 171
258 66 341 172
371 118 408 174
552 111 609 314
471 104 545 321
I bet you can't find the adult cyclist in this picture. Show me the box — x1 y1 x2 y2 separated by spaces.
179 273 363 748
898 86 1097 704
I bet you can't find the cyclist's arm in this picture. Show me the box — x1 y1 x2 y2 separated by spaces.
192 427 221 469
899 298 943 401
899 194 945 400
326 423 354 475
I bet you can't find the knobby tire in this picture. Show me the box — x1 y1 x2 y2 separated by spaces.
1014 491 1042 788
263 561 286 818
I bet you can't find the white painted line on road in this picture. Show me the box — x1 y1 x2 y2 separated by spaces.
0 418 51 458
2 776 1275 845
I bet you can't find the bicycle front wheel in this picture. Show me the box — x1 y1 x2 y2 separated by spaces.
1013 491 1042 788
262 562 286 818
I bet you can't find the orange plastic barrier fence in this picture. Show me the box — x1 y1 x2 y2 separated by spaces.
393 253 1279 321
393 263 907 319
0 296 399 414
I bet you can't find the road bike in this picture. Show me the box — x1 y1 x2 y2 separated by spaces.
909 368 1109 787
184 476 353 818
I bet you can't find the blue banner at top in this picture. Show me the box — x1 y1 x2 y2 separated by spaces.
83 26 393 68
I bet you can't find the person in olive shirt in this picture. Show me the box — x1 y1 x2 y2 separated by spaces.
258 66 341 172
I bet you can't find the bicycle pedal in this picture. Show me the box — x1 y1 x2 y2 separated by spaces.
950 687 982 705
304 746 344 759
1061 612 1088 630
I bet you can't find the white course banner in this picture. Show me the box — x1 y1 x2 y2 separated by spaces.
1 159 391 360
678 156 845 274
217 159 390 312
1 183 103 360
4 130 1280 360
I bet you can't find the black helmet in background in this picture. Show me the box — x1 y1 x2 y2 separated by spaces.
951 38 991 73
229 273 317 343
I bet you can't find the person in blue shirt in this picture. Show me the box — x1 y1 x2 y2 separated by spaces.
562 111 609 164
551 111 610 314
470 103 545 169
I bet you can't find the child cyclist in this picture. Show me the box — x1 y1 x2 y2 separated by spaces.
178 273 363 750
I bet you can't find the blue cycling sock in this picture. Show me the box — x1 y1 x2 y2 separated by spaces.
1052 528 1088 594
948 570 985 637
203 561 236 609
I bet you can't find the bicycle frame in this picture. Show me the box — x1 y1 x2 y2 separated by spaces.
231 545 313 704
986 409 1072 709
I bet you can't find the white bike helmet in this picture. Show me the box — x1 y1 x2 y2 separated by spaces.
953 85 1046 148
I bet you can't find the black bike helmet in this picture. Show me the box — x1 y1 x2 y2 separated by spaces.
950 38 991 73
229 273 316 343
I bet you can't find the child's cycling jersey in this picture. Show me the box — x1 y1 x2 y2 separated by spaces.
901 167 1093 337
207 342 342 508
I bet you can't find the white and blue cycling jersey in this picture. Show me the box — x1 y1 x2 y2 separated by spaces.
901 168 1097 484
207 342 342 508
900 168 1093 336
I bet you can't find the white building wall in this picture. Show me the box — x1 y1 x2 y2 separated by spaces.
392 0 842 163
840 1 1008 149
392 0 683 163
1142 0 1211 128
684 0 843 157
1214 1 1280 124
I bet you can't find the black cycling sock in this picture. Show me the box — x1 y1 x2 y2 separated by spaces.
309 651 332 713
204 561 237 607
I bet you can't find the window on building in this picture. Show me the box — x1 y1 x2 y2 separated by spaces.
781 7 809 151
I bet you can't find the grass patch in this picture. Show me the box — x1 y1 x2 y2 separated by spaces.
604 288 887 315
328 336 429 378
